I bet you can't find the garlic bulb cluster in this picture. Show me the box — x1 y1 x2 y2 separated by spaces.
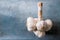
27 17 52 38
26 2 53 38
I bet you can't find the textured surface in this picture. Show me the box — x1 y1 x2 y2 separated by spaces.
0 0 60 40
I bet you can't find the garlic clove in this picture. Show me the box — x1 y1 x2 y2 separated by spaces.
26 17 36 31
36 20 47 31
45 19 53 31
33 31 45 38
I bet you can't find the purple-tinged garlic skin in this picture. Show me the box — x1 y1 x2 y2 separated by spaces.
45 19 53 31
36 20 47 31
33 31 45 38
27 17 36 31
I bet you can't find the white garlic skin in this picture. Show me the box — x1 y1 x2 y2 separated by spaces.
27 17 36 31
36 20 47 31
33 31 45 38
45 19 53 31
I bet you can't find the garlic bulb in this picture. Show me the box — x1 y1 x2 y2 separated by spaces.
27 17 36 31
45 19 53 31
36 20 47 31
26 2 53 38
33 31 45 38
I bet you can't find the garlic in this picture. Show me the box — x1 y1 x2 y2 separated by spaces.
27 17 36 31
26 2 53 38
45 19 53 31
36 20 47 31
33 31 45 38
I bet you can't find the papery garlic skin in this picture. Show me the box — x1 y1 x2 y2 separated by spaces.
33 31 45 38
45 19 53 31
36 20 47 31
27 17 36 31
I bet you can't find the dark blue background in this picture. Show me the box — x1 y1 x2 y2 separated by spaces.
0 0 60 40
